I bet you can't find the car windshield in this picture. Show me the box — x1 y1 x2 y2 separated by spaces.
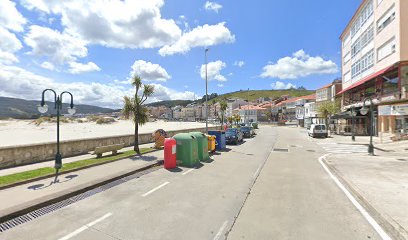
241 127 250 131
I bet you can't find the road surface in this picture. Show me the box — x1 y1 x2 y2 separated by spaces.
0 126 382 240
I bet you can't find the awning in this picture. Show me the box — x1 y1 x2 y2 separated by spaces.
337 65 396 95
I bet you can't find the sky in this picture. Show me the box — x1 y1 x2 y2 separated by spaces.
0 0 362 108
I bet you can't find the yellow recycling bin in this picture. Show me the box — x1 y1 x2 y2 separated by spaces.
207 135 216 153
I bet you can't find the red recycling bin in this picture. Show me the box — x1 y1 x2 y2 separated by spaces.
164 138 177 169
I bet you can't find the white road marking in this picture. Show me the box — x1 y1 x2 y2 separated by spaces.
58 213 112 240
213 221 228 240
318 143 367 154
182 169 195 175
318 155 392 240
142 182 170 197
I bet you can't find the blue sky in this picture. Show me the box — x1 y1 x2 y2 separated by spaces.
0 0 361 108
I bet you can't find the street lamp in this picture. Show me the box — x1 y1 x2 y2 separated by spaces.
359 97 374 155
38 89 76 173
205 48 209 133
349 106 357 141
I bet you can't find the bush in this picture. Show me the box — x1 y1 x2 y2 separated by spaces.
96 117 116 124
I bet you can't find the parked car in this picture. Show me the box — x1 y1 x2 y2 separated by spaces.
225 128 243 144
308 124 328 138
241 126 255 138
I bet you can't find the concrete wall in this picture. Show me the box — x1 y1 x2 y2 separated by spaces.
0 126 218 169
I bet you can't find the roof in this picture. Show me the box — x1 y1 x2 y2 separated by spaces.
337 64 397 95
340 0 367 39
317 83 333 90
233 105 266 111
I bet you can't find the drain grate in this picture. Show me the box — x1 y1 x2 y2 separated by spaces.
273 148 289 152
0 166 160 233
396 159 407 162
307 150 316 152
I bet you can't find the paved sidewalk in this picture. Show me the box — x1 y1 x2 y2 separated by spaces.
0 143 155 177
325 153 408 240
0 148 163 219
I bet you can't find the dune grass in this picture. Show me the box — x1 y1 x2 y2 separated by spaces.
0 148 154 188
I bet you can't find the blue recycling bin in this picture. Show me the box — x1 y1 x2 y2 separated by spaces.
208 130 226 151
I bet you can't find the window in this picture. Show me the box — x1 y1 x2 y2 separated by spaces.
382 69 399 95
351 24 374 58
351 49 374 79
344 51 351 63
343 33 351 46
377 37 396 61
350 0 374 37
344 71 351 82
377 5 395 32
377 0 383 6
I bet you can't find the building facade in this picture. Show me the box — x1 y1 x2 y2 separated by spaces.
339 0 408 140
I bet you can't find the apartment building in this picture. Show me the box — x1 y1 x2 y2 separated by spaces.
316 79 342 103
339 0 408 139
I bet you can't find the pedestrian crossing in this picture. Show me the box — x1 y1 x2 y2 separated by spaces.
317 142 368 154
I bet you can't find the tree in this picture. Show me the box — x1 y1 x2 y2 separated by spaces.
122 75 154 154
227 116 234 124
219 99 228 130
317 100 340 126
233 114 241 125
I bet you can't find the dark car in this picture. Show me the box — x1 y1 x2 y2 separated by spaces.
241 126 254 138
225 128 243 145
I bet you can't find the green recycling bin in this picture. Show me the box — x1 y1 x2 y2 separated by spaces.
190 132 209 161
173 133 199 167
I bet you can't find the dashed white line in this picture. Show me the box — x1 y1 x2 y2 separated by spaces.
213 221 228 240
318 154 391 240
142 182 170 197
57 213 112 240
182 169 195 175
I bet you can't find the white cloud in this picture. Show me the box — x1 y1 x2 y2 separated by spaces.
21 0 182 49
200 60 227 82
270 81 297 90
234 60 245 67
217 83 224 87
0 27 23 64
40 61 55 71
204 1 222 13
0 0 27 32
260 50 338 79
0 64 196 108
0 51 19 65
68 62 101 74
24 25 88 65
130 60 171 82
159 22 235 56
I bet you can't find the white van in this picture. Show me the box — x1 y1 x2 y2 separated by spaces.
308 124 328 138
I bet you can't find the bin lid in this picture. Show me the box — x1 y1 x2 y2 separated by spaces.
173 133 194 140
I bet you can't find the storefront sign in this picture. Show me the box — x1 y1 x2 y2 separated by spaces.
391 104 408 115
379 104 408 116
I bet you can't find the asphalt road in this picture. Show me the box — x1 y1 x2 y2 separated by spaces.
0 126 383 240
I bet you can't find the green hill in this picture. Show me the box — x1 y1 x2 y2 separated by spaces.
145 100 193 108
0 96 116 119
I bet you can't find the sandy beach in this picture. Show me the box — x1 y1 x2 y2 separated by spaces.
0 120 215 147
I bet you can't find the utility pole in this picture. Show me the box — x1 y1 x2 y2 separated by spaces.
205 48 209 133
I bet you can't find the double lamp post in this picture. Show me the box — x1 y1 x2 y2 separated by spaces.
349 96 375 156
38 89 76 173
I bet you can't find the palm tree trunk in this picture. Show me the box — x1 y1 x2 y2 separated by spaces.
134 111 140 154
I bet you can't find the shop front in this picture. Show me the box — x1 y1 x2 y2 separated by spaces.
378 103 408 141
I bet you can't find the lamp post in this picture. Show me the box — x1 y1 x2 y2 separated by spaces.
360 97 374 155
205 48 209 133
350 106 357 141
38 89 76 173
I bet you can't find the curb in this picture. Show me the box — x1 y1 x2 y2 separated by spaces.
0 148 161 191
323 155 408 240
0 159 164 223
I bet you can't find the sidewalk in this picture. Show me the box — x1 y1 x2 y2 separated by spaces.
0 148 163 220
0 142 155 177
326 133 408 157
325 153 408 240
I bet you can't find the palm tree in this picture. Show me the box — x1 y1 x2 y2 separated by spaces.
122 75 154 154
219 99 228 130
